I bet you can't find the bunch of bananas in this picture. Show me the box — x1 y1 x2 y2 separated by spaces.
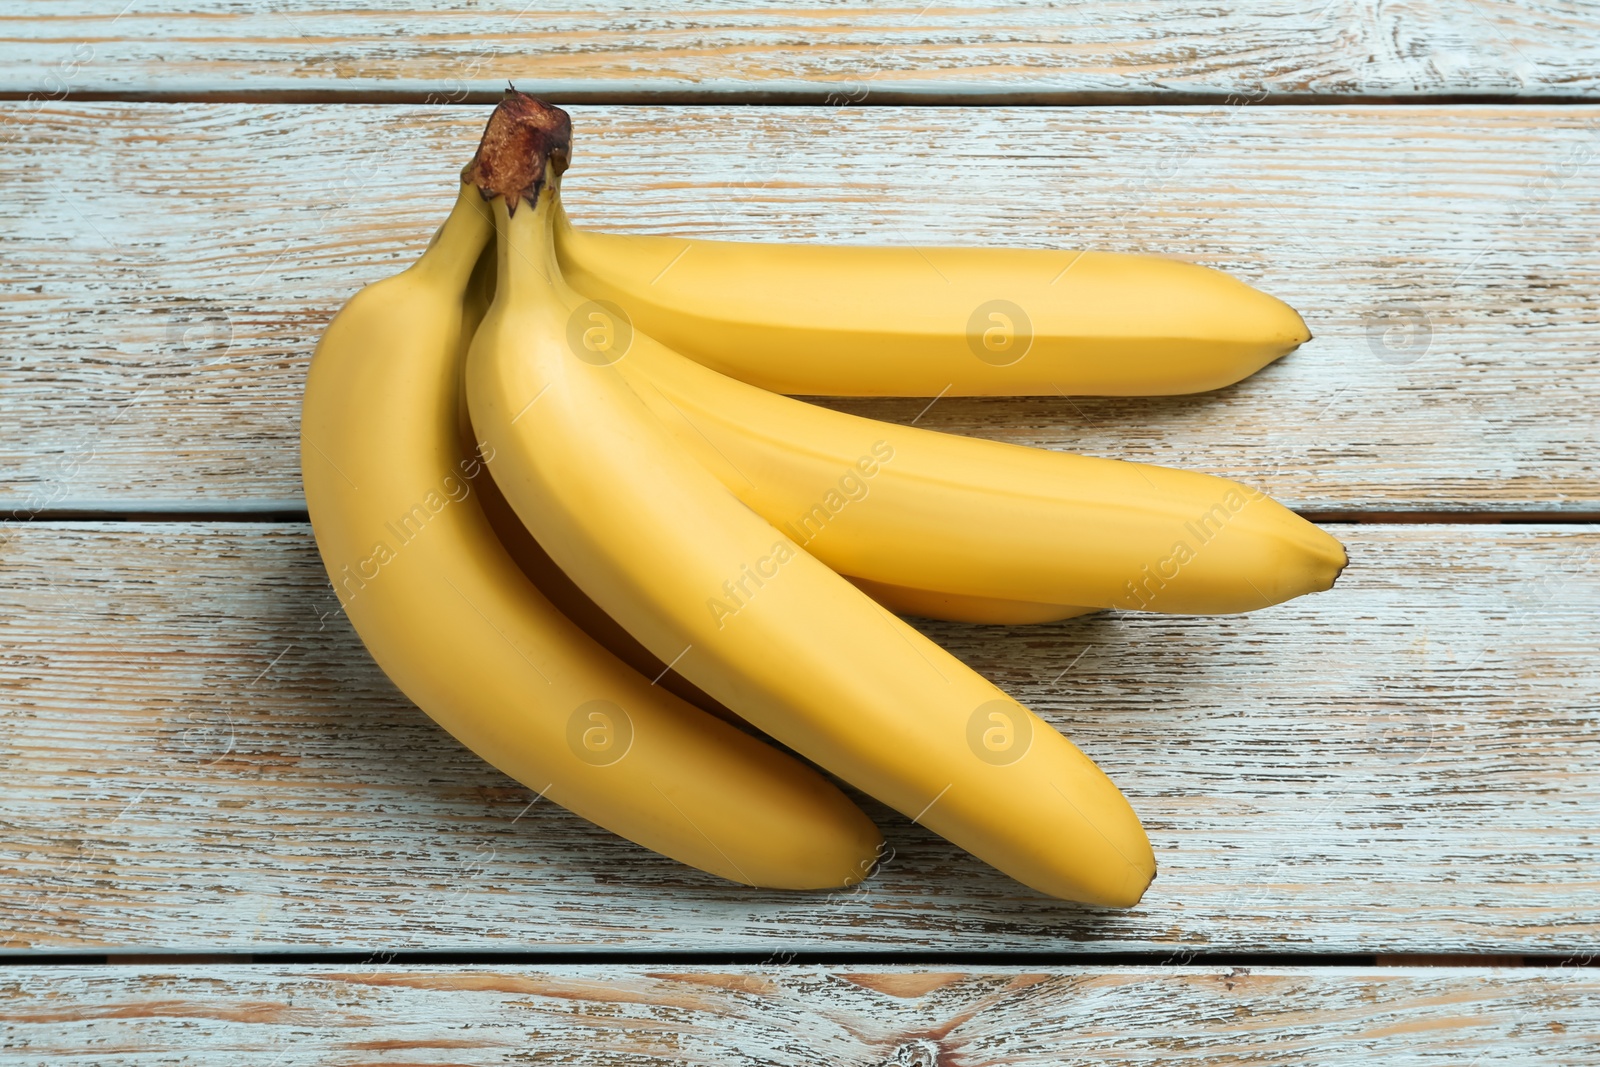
301 93 1346 907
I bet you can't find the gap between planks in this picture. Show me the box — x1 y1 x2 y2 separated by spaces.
1 951 1578 968
10 511 1600 525
7 90 1600 108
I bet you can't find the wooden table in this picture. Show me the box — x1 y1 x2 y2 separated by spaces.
3 4 1598 1062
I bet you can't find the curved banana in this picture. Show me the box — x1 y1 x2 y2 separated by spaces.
560 251 1347 618
464 97 1156 907
302 176 881 890
555 205 1310 398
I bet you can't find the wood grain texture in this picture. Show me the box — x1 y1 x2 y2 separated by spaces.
3 103 1599 515
2 1 1596 99
3 965 1598 1065
2 522 1597 954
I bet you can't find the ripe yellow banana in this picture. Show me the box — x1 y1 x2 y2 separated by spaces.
464 98 1156 907
555 242 1347 619
301 176 882 890
555 205 1311 398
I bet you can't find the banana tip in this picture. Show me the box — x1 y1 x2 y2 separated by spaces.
1099 854 1157 910
1290 311 1313 348
1331 543 1351 587
1120 862 1156 910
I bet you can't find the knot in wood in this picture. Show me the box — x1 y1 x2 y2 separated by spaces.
881 1038 941 1067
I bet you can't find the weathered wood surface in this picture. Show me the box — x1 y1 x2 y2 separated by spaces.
3 103 1599 515
2 521 1596 954
4 965 1598 1065
3 1 1595 100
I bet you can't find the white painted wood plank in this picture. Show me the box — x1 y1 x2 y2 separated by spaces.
2 1 1593 98
1 522 1596 954
3 103 1598 514
3 965 1598 1065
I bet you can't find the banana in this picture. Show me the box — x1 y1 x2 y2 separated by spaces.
560 247 1347 619
555 204 1311 398
464 96 1156 907
301 171 882 889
